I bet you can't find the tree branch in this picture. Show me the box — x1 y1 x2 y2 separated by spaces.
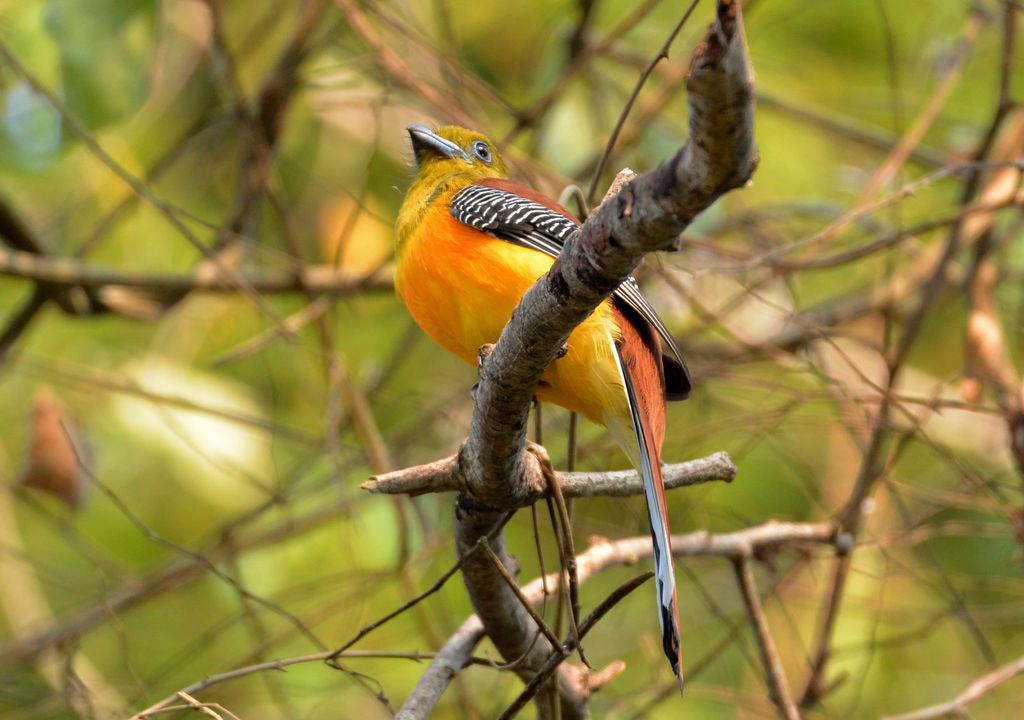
733 556 800 720
882 655 1024 720
397 521 836 718
0 248 393 296
363 450 737 497
458 0 757 509
123 521 834 719
421 1 758 714
394 617 486 720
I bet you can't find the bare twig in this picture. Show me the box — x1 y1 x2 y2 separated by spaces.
546 464 587 663
398 521 837 717
134 518 826 720
0 42 285 324
732 557 800 720
756 92 947 168
395 616 488 720
132 649 456 720
328 513 511 663
363 450 736 497
807 9 985 249
0 248 394 295
496 572 654 720
0 492 380 670
882 655 1024 720
334 0 473 126
585 0 701 203
797 12 1004 706
0 484 125 718
478 538 563 651
507 0 667 138
383 6 758 713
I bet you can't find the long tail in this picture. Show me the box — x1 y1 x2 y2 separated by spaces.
608 319 685 693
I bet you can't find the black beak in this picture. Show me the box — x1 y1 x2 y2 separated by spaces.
407 124 469 165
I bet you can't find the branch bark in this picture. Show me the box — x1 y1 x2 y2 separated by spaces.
733 557 800 720
882 654 1024 720
120 521 834 719
0 249 394 296
458 0 757 509
441 1 757 714
363 450 737 497
395 617 486 720
398 521 835 718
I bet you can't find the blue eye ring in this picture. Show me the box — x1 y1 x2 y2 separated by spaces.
471 140 492 163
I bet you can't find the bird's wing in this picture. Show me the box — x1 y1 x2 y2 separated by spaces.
450 180 691 399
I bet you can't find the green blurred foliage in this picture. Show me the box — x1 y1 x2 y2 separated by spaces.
43 0 157 129
0 0 1022 718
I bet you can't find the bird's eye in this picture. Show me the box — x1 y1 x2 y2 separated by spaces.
471 141 492 163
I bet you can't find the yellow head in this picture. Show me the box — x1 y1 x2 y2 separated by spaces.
396 125 509 248
408 124 509 181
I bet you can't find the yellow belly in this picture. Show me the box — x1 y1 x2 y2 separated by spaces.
396 206 625 425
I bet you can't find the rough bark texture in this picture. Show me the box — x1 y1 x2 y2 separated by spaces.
363 450 737 497
456 510 589 719
443 1 758 716
398 522 835 718
393 616 485 720
459 0 757 510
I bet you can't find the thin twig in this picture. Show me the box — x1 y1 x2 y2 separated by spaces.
496 572 654 720
882 655 1024 720
478 538 563 650
585 0 701 204
544 458 586 666
396 521 837 718
327 513 512 662
0 248 394 295
732 557 800 720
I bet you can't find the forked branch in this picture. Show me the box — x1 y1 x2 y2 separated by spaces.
443 1 757 715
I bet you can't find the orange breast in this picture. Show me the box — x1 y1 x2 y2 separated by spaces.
396 205 627 424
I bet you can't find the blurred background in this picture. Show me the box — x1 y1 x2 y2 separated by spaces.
0 0 1022 717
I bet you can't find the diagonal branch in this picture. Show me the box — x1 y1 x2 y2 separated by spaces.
125 521 836 719
458 0 757 508
495 572 653 720
399 521 836 719
882 655 1024 720
732 556 800 720
442 2 756 715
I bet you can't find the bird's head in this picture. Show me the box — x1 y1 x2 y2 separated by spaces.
406 124 509 183
396 124 510 249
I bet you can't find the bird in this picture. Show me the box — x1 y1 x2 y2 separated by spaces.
395 124 691 690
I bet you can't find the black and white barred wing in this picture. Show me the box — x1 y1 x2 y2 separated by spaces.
451 183 690 398
451 184 573 256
